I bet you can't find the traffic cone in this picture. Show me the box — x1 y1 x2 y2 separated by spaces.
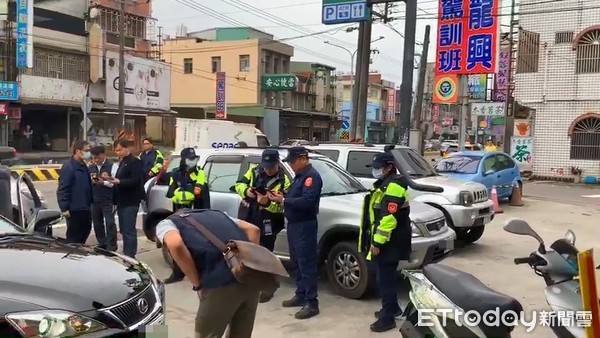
491 185 503 214
509 183 525 206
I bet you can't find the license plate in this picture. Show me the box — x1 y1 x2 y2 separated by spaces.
483 215 491 224
445 238 455 252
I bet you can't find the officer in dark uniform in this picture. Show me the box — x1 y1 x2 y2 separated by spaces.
268 146 322 320
140 137 165 182
359 152 411 332
234 149 291 303
164 147 210 284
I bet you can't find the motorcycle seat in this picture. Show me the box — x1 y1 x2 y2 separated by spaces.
423 264 523 336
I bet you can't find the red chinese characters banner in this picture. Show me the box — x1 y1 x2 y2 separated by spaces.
435 0 500 75
386 89 396 122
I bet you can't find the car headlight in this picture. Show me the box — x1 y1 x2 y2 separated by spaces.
459 190 474 206
6 310 107 337
140 261 160 286
411 222 423 237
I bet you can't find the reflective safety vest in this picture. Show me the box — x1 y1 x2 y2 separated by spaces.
168 168 208 205
140 148 165 175
234 165 291 214
358 174 410 261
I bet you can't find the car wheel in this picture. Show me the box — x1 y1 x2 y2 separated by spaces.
458 225 485 244
326 241 372 299
162 245 174 269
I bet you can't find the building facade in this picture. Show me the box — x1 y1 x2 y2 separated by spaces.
337 73 396 142
514 0 600 179
286 61 337 142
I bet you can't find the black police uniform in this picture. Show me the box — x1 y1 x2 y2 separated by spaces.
359 152 411 332
280 147 323 319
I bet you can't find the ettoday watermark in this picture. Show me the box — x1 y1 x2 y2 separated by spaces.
418 308 593 332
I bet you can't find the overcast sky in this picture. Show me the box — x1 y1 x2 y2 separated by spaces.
153 0 513 85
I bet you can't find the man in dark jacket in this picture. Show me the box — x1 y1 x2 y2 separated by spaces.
108 139 144 258
140 137 164 182
89 146 118 251
57 140 93 244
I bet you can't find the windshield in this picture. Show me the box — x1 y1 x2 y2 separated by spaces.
0 215 24 235
309 157 367 195
435 156 481 174
392 148 438 178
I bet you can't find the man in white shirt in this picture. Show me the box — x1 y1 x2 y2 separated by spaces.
89 146 119 251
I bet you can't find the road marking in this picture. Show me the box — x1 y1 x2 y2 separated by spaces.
582 194 600 198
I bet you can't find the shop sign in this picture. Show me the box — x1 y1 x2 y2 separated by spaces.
16 0 33 69
261 74 297 92
471 102 504 116
105 50 171 111
0 82 19 101
510 136 533 171
215 72 226 119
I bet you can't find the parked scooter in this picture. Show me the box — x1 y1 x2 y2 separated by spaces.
400 218 586 338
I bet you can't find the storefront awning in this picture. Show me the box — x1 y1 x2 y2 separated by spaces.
278 108 335 118
92 103 177 116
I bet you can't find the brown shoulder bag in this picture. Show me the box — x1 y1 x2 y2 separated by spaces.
179 214 289 292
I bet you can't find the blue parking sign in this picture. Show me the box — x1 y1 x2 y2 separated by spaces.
322 0 369 25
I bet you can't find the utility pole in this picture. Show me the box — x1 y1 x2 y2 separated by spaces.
394 0 417 145
412 25 430 155
118 0 126 130
355 7 372 141
349 22 365 140
458 75 469 151
503 0 517 153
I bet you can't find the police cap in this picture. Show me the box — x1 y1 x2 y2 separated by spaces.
260 149 280 169
180 147 199 160
367 152 395 169
282 146 309 162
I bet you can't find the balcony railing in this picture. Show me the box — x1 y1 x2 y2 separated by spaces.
31 47 89 82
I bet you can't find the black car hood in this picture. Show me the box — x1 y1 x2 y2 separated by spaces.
0 236 152 314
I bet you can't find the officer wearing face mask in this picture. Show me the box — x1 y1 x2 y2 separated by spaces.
164 147 210 284
359 152 411 333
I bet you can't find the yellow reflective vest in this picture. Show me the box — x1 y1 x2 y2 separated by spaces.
358 174 410 261
166 168 208 206
234 165 291 214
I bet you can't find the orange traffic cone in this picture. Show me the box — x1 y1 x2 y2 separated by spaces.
509 183 525 206
491 185 503 214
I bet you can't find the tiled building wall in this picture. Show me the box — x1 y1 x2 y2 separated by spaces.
514 0 600 178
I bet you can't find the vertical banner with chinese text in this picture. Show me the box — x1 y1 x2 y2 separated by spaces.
468 74 487 100
215 72 227 119
495 45 510 101
386 88 396 122
435 0 500 75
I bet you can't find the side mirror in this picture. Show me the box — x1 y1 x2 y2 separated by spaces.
503 218 544 245
565 230 576 245
32 209 63 235
484 170 494 176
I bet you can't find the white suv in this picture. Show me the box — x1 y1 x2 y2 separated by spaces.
307 143 494 244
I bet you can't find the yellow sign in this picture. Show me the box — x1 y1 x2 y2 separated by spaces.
577 249 600 337
433 75 459 104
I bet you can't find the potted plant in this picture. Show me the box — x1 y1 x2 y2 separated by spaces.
570 166 583 183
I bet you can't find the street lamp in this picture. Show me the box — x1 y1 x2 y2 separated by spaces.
325 35 385 125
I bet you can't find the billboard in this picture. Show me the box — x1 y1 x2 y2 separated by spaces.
495 46 510 101
435 0 500 75
105 51 171 111
386 86 396 122
432 74 459 104
468 74 487 100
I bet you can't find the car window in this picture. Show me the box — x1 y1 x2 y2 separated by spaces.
309 157 366 195
203 159 243 193
435 156 481 174
314 149 340 162
257 135 270 147
0 216 22 234
495 154 514 170
482 155 497 173
393 148 438 178
19 174 42 209
347 151 380 178
166 156 180 172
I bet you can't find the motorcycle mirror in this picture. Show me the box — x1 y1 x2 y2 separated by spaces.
565 230 576 245
503 218 545 244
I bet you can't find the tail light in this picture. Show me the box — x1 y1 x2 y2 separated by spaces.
12 149 17 158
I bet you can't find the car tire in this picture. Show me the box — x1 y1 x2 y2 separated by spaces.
325 241 372 299
162 245 174 269
458 225 485 244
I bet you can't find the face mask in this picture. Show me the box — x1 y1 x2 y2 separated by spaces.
185 159 198 168
83 151 91 160
372 168 384 179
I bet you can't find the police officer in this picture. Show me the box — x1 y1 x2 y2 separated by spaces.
359 152 411 332
234 149 291 303
140 137 165 182
268 146 322 320
164 147 210 283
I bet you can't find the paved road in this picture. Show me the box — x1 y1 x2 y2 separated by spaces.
524 181 600 208
141 198 600 337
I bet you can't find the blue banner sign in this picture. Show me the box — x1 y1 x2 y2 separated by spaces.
16 0 29 69
0 82 19 101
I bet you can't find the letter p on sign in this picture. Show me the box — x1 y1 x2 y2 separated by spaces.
323 6 336 22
